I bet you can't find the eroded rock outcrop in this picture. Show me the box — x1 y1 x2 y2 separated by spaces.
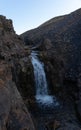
0 15 35 130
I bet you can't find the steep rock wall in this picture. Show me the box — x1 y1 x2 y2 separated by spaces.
0 15 35 130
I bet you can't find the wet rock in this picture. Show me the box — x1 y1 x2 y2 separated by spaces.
46 120 60 130
75 100 81 121
38 51 64 96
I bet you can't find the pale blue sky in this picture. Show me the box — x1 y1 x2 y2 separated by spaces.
0 0 81 34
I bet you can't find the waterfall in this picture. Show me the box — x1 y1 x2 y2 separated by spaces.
31 51 59 106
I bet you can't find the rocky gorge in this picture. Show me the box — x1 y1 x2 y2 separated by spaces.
0 8 81 130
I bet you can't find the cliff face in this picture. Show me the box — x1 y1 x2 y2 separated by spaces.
0 15 35 130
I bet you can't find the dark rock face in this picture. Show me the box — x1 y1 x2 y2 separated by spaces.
21 8 81 129
0 16 35 130
38 50 64 95
13 57 35 98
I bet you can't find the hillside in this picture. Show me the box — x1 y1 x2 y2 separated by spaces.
21 8 81 79
21 8 81 45
20 8 81 129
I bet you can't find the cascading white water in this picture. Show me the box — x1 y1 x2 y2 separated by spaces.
31 51 59 106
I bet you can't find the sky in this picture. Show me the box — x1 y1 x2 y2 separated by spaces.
0 0 81 34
